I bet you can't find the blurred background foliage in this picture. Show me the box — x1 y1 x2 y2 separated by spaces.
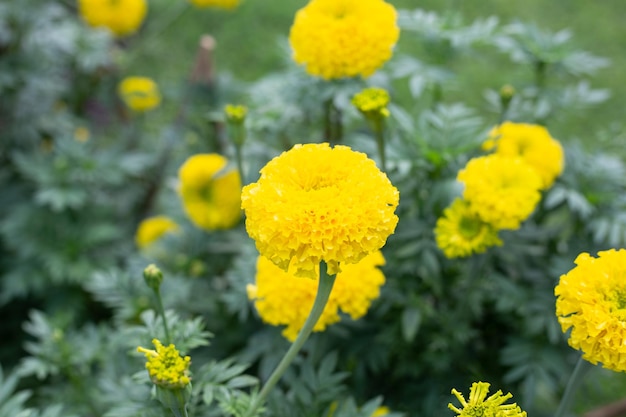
1 0 626 417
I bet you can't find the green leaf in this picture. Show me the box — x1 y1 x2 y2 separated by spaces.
401 307 422 343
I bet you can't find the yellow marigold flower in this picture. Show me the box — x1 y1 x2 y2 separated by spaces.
435 198 502 258
179 154 242 231
241 143 399 278
118 77 161 113
135 216 180 249
137 339 191 389
289 0 400 79
352 87 391 118
483 122 564 189
248 251 386 341
188 0 240 9
78 0 147 37
458 155 542 230
449 382 527 417
555 249 626 372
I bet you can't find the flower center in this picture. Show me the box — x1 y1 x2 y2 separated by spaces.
459 215 482 240
515 137 531 155
297 174 336 192
196 182 214 201
607 288 626 321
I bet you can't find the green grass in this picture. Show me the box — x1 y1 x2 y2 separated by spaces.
127 0 626 147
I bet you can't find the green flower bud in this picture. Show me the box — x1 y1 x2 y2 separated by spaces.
143 264 163 292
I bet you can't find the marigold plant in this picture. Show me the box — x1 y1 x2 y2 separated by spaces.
241 143 399 278
118 77 161 113
178 154 242 231
135 216 179 249
78 0 147 37
457 154 542 230
555 249 626 372
435 198 502 258
289 0 400 79
247 251 386 341
483 122 564 189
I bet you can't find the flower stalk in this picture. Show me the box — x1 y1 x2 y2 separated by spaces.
352 87 391 171
224 104 248 183
372 120 387 172
154 289 172 345
143 264 171 344
245 261 337 417
554 355 593 417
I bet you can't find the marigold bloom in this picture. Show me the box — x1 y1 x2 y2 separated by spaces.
555 249 626 372
449 382 527 417
135 216 180 249
118 77 161 113
248 251 386 341
188 0 239 9
483 122 564 189
458 155 542 230
352 87 391 118
78 0 147 37
241 143 399 278
435 198 502 258
289 0 399 79
137 339 191 389
179 154 242 231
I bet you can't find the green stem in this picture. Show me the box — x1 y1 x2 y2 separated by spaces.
245 262 337 417
372 121 387 172
234 142 245 184
431 82 443 106
153 288 172 345
323 99 343 144
554 355 592 417
169 392 189 417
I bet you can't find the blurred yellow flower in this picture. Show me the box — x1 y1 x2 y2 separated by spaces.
484 122 564 189
78 0 147 37
188 0 240 9
458 155 542 230
289 0 399 79
73 127 90 143
224 104 248 124
352 87 390 119
137 339 191 389
371 406 390 416
449 382 527 417
179 154 242 231
555 249 626 372
118 77 161 113
435 198 502 258
135 216 180 249
248 251 386 341
241 143 399 278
